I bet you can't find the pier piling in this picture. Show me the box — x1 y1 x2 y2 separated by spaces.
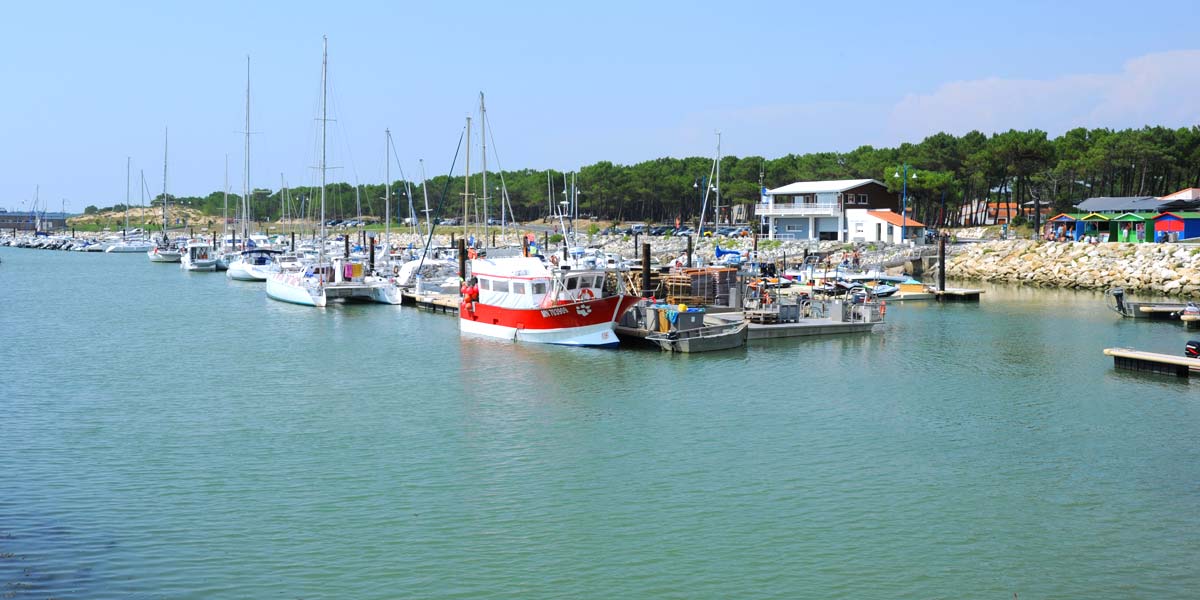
368 235 375 273
938 235 946 292
686 236 693 268
344 236 349 259
457 238 467 289
641 243 652 297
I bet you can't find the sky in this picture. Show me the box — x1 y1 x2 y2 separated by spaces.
3 0 1200 212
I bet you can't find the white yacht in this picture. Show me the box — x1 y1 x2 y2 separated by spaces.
227 248 282 281
180 240 217 271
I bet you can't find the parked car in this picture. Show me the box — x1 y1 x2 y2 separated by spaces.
649 226 672 236
674 227 694 236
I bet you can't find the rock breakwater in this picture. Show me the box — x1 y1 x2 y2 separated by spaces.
947 240 1200 296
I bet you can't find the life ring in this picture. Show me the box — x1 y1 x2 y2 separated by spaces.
577 288 595 301
468 248 478 260
393 265 400 276
880 300 887 316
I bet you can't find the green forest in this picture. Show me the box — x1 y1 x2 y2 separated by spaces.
85 125 1200 228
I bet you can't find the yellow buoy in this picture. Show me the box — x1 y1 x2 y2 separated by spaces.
678 303 688 312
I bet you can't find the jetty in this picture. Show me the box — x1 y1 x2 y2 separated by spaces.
1103 347 1200 378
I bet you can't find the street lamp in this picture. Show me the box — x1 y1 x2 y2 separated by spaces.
893 165 917 243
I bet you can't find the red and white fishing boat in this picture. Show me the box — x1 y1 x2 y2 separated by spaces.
459 256 639 348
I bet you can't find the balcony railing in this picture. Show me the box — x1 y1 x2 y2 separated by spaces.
755 202 840 216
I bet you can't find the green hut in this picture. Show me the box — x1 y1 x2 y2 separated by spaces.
1110 212 1156 243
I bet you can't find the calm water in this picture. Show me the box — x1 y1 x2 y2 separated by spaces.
1 246 1197 599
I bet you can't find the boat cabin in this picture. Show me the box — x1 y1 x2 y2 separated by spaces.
471 257 605 308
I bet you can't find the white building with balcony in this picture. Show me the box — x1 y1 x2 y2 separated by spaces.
757 179 898 242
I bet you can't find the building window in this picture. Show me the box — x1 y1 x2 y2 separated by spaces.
854 222 864 233
785 224 805 232
856 194 868 205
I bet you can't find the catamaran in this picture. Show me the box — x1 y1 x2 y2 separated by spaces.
266 37 401 307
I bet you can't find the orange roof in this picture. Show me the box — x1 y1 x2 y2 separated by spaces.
868 210 924 228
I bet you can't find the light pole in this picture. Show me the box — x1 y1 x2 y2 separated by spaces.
893 164 917 243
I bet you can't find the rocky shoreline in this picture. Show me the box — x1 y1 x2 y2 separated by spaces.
947 240 1200 296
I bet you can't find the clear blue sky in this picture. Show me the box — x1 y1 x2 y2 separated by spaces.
3 0 1199 212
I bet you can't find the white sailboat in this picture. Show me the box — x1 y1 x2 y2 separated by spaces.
266 38 334 307
147 128 181 263
107 157 155 253
266 38 400 307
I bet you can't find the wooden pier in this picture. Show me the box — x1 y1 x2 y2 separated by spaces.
934 288 983 302
1103 347 1200 378
407 292 460 315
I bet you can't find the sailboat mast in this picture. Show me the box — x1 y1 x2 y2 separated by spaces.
161 127 169 244
124 156 131 238
715 131 722 226
243 55 251 244
463 116 470 234
223 155 229 242
384 129 391 254
480 92 487 241
419 159 431 237
319 36 328 262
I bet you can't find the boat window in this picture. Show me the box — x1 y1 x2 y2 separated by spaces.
493 280 510 293
479 278 491 291
532 281 548 294
566 277 578 290
513 282 528 295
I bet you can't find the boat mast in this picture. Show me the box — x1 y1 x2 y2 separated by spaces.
419 158 432 238
124 156 131 238
243 54 251 246
463 116 470 235
480 92 487 242
319 36 328 266
161 127 169 244
715 131 722 226
384 128 391 255
223 155 229 243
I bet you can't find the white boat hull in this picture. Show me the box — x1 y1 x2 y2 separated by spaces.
460 318 619 347
147 249 181 263
106 242 154 253
266 273 326 307
227 262 266 281
181 259 217 272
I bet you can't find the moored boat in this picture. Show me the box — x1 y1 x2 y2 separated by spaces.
180 240 217 271
459 256 638 347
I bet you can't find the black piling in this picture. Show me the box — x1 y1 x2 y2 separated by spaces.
344 235 349 259
369 235 375 273
641 243 652 298
290 231 295 251
938 234 947 292
686 235 693 268
456 238 467 291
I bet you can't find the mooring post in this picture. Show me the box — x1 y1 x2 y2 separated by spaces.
457 237 467 290
543 231 549 250
290 231 295 252
368 235 375 273
344 235 349 259
686 235 693 268
641 242 652 298
938 234 947 292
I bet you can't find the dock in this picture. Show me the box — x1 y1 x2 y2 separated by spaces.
933 288 983 302
407 291 460 315
1103 347 1200 378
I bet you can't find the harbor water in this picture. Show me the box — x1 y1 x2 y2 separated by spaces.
1 246 1197 599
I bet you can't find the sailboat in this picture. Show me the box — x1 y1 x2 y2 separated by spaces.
267 38 402 307
107 157 154 253
226 56 277 281
147 128 181 263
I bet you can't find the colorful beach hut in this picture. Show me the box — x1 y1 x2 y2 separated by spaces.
1079 213 1112 241
1110 212 1156 243
1047 213 1085 241
1152 212 1200 242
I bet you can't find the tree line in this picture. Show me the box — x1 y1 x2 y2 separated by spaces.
85 125 1200 228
